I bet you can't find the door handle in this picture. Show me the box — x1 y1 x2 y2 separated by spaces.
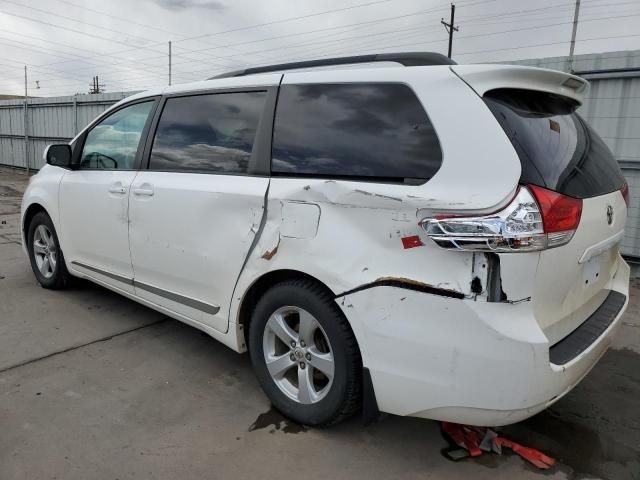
108 184 126 194
133 185 154 196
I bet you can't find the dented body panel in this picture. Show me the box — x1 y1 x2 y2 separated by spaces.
333 255 628 425
128 171 270 333
230 67 524 333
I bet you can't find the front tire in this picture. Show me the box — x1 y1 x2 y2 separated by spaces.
248 279 362 426
27 212 70 289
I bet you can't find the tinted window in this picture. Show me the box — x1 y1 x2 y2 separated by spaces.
272 84 442 182
149 91 266 174
485 89 625 198
80 101 153 170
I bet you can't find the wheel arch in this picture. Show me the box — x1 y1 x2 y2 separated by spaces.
234 267 378 424
22 202 49 239
236 269 337 344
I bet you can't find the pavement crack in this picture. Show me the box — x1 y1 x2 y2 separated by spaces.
0 319 168 375
0 233 20 245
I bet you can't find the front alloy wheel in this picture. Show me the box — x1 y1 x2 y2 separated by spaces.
27 211 70 289
32 224 57 279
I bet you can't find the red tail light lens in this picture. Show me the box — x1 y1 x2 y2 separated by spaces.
621 182 630 207
422 185 582 252
528 185 582 233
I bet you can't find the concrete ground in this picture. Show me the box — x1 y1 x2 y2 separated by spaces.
1 166 639 480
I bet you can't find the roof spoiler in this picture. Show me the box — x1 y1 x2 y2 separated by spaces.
450 65 589 105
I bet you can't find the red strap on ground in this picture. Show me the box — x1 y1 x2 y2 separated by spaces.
441 422 482 457
494 437 556 470
441 422 556 470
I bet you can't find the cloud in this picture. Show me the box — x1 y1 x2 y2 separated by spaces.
152 0 226 11
150 143 250 173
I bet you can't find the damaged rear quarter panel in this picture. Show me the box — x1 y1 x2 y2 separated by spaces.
231 176 516 348
230 67 523 345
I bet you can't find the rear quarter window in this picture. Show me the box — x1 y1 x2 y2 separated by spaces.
484 88 624 198
271 83 442 183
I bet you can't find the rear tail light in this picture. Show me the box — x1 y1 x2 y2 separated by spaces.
422 185 582 252
621 181 630 207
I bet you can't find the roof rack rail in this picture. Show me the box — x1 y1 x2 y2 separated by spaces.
209 52 456 79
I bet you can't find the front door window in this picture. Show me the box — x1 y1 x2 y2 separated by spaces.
80 101 154 170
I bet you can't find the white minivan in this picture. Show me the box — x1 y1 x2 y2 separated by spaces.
21 53 630 427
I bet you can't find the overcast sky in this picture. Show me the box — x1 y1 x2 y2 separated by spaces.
0 0 638 97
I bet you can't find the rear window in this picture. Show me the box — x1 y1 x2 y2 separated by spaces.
271 83 442 183
149 91 266 174
484 88 624 198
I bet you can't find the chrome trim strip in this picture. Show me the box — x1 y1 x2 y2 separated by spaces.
71 260 133 285
133 280 220 315
70 261 220 315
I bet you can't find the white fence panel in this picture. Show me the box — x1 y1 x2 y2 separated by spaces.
0 92 135 169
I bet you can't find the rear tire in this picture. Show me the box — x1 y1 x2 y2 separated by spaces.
248 279 362 426
27 212 71 289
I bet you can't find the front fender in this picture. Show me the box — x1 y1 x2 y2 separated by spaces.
21 165 66 254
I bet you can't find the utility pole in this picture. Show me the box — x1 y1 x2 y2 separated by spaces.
168 41 172 86
441 3 459 59
24 65 29 176
89 76 105 94
567 0 581 73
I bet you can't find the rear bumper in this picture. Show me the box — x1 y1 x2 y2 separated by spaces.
337 255 629 426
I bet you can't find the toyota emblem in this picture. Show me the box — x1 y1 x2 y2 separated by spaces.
607 205 614 225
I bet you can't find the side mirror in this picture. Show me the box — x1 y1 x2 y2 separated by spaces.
44 144 73 168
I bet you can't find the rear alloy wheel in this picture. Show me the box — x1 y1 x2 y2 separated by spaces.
27 212 70 289
249 279 362 426
263 305 335 404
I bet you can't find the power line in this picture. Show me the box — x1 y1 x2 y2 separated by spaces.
0 0 161 46
49 0 191 38
123 1 500 71
11 7 640 85
456 0 635 24
137 11 640 73
134 0 627 72
260 30 640 66
30 1 454 71
0 10 161 51
0 2 243 72
2 0 491 82
26 0 406 72
45 0 273 62
0 2 458 84
1 0 638 96
171 0 402 45
0 39 179 84
452 32 640 56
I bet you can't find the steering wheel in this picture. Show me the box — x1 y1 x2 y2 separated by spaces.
83 152 119 169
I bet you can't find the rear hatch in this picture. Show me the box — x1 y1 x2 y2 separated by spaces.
483 86 627 345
